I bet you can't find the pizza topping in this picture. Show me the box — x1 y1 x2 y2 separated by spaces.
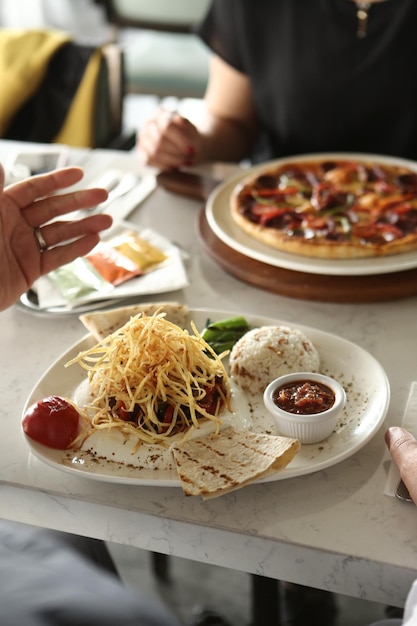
397 173 417 193
310 183 355 213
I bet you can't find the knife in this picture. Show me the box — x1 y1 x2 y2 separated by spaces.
68 169 122 220
90 172 140 215
394 381 417 503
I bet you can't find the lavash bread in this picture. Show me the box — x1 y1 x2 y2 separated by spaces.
229 325 320 395
79 302 189 341
171 427 300 499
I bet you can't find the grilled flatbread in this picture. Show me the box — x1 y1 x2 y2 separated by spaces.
171 428 300 499
79 302 189 340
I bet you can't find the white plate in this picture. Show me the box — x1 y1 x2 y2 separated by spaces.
17 291 121 317
206 152 417 276
21 309 390 487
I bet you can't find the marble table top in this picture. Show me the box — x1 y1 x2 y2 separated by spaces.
1 141 416 608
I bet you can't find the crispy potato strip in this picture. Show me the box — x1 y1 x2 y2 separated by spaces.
66 312 231 448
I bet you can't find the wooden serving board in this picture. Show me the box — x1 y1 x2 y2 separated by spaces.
156 169 417 303
198 210 417 303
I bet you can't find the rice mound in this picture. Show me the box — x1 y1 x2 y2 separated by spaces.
229 325 320 395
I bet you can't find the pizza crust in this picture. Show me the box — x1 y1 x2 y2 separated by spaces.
231 201 417 258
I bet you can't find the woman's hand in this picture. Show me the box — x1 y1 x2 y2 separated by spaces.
137 56 259 171
137 109 200 171
386 426 417 504
0 164 112 311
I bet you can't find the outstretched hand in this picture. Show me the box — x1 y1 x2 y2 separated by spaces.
386 426 417 504
0 164 112 311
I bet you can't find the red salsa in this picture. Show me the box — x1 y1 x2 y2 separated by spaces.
273 380 335 415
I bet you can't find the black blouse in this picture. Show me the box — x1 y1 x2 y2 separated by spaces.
197 0 417 163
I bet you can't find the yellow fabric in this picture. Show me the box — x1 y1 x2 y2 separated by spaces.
0 29 71 135
54 47 103 148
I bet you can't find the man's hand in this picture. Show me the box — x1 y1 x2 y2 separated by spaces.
0 165 112 311
386 427 417 504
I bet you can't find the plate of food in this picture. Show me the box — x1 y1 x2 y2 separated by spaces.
21 303 390 498
206 152 417 276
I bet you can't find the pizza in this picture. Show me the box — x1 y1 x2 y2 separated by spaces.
230 157 417 259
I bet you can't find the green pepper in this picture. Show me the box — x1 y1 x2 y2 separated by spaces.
333 215 352 234
201 316 250 354
278 174 312 194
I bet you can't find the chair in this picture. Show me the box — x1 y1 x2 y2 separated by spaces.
95 0 211 98
0 29 133 149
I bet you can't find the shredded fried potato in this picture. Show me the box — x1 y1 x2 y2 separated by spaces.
66 312 231 448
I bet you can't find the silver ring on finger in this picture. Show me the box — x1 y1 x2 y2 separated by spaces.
34 227 48 253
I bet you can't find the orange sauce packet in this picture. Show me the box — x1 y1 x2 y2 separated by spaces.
86 242 143 286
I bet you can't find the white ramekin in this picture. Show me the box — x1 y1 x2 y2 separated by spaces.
263 372 346 444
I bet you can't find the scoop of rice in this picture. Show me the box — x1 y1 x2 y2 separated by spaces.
229 325 320 395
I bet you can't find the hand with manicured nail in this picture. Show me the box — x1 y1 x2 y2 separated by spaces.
137 109 200 171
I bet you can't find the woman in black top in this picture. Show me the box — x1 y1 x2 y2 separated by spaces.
138 3 414 623
137 0 417 169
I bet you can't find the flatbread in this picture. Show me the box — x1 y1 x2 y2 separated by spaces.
171 427 300 499
79 302 189 340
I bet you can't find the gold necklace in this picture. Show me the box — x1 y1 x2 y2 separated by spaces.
355 2 371 38
354 0 389 39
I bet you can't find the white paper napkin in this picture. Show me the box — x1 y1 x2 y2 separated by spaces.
384 381 417 497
